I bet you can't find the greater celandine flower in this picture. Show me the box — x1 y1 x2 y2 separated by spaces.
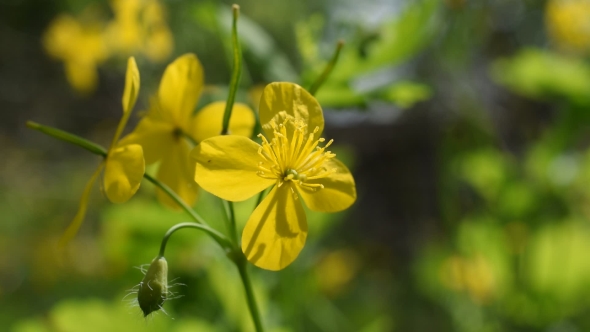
192 82 357 270
61 57 144 245
119 53 255 209
106 0 173 62
43 14 109 94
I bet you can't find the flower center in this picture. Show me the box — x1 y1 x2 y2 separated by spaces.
256 116 336 191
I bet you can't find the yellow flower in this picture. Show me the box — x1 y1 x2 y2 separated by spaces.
119 54 255 209
60 57 144 246
106 0 173 62
546 0 590 54
43 14 109 93
191 82 357 270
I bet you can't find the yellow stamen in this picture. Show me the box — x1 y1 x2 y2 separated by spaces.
255 118 336 192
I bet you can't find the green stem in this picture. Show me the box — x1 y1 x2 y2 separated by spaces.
143 174 232 249
26 121 232 251
254 186 272 209
236 255 264 332
222 199 238 244
27 121 108 157
221 4 242 135
308 40 344 96
215 7 264 329
159 222 220 257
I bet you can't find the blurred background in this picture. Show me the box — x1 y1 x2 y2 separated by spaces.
2 0 590 331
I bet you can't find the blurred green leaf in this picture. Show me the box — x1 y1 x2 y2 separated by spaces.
458 149 509 201
377 81 432 109
329 0 440 83
491 48 590 105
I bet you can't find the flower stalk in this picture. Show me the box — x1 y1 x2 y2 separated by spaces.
308 40 344 96
236 254 264 332
218 5 265 331
221 4 243 135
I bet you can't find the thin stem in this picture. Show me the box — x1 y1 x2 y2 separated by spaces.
222 200 238 244
254 186 271 209
221 4 242 135
159 222 219 257
27 121 108 157
26 121 232 251
308 40 344 96
215 8 264 329
181 130 198 147
236 255 264 332
143 174 232 250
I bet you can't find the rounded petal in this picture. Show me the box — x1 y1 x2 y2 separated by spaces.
59 162 104 247
189 101 255 142
118 115 175 164
259 82 324 138
109 57 141 150
242 184 308 271
158 53 203 123
191 135 274 201
156 141 199 209
122 57 140 114
297 158 356 212
104 144 145 204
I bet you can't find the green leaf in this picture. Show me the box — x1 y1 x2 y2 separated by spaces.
491 48 590 105
378 81 432 108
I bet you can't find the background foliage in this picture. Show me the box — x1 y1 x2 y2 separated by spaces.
2 0 590 331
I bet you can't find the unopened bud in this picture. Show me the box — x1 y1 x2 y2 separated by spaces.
137 256 168 317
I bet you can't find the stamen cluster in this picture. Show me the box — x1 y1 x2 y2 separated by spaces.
256 117 336 191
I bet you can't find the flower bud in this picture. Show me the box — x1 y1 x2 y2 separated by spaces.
137 256 168 317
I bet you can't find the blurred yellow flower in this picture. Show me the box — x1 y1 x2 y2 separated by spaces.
43 0 173 93
43 14 109 94
192 82 357 270
119 54 255 209
61 57 144 246
440 254 496 305
315 249 360 296
106 0 174 62
546 0 590 54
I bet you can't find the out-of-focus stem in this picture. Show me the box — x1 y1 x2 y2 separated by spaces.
309 40 344 96
221 4 243 135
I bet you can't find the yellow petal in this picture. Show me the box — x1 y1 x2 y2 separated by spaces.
259 82 324 138
118 115 175 164
122 57 140 114
109 57 141 151
158 53 203 124
297 158 356 212
242 184 308 271
189 101 255 142
156 141 198 209
59 162 104 247
104 144 145 203
191 135 274 201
